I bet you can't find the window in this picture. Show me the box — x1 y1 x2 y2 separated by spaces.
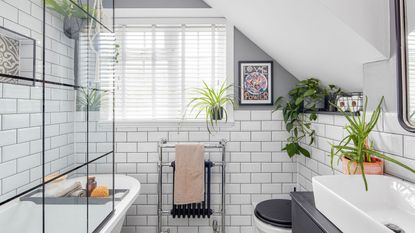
111 21 228 122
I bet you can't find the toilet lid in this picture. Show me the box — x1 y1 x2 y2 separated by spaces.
254 199 292 228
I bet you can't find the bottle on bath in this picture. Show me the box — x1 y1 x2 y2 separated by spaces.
87 176 97 196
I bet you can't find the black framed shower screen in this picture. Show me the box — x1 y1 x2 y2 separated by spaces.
0 0 116 232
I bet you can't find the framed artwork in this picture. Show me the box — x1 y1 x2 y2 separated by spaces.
239 61 273 105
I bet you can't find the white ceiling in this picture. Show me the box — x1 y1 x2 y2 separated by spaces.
203 0 391 91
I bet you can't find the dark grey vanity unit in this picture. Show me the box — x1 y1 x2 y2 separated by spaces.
291 192 342 233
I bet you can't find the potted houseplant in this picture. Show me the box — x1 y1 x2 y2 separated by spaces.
274 78 325 158
325 84 342 112
330 96 415 190
76 87 106 111
300 78 326 110
45 0 92 39
186 81 234 134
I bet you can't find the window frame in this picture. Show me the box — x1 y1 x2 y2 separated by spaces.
112 9 235 126
397 0 415 132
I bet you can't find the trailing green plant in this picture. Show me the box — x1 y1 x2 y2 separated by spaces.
186 81 234 134
330 96 415 190
274 78 325 157
76 87 106 111
45 0 92 18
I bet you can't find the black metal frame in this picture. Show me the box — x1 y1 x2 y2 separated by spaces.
0 0 116 232
238 60 274 106
396 0 415 132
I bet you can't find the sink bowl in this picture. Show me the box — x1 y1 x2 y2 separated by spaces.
313 175 415 233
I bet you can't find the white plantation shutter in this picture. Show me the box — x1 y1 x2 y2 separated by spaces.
114 23 227 121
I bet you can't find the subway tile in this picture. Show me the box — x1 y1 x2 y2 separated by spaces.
0 99 17 114
2 84 30 98
262 184 282 193
0 160 17 179
2 171 30 194
137 143 157 153
234 110 251 121
17 127 41 143
241 142 261 152
251 132 271 141
17 99 41 113
251 111 271 120
127 132 147 142
261 141 281 152
0 129 17 146
188 132 209 141
117 143 137 153
231 132 250 141
261 121 281 131
168 132 189 142
2 114 30 130
2 142 30 161
241 121 261 131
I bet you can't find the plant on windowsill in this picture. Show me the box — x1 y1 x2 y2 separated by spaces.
186 81 234 134
330 96 415 191
76 87 106 111
274 78 325 157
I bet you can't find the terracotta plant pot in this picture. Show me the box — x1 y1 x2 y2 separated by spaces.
341 156 384 175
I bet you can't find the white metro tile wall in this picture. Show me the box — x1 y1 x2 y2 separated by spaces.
297 112 415 191
108 110 296 233
0 0 76 202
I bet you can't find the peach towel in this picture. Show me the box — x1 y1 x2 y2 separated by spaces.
174 143 205 205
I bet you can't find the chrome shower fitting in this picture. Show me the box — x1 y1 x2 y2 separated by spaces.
212 219 219 233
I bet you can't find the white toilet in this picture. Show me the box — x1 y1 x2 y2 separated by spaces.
253 200 292 233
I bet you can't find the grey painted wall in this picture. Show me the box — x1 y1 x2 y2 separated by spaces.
111 0 210 8
234 28 299 110
363 0 399 112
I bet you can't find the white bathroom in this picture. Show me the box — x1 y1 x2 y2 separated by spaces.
0 0 414 233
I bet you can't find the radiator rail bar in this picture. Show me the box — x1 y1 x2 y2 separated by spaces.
157 138 227 233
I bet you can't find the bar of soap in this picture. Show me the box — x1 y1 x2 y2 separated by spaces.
90 186 109 198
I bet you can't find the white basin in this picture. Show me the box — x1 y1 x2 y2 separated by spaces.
313 175 415 233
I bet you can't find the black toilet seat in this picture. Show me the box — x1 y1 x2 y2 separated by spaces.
254 199 292 228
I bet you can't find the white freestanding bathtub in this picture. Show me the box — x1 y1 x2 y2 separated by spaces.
0 174 140 233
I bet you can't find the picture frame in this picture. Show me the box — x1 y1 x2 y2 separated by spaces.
239 61 273 105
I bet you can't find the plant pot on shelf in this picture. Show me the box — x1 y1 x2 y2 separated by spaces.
341 156 384 175
212 106 224 120
303 96 325 111
325 94 338 112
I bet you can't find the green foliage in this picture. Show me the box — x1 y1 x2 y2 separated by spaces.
326 84 343 96
76 88 106 111
274 78 325 158
45 0 93 18
186 81 234 134
330 96 415 190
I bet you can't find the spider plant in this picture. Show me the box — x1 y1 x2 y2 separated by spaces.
76 88 106 111
330 96 415 190
186 81 234 134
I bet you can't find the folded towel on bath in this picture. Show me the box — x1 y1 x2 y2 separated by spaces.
66 189 87 197
45 181 83 198
174 143 205 205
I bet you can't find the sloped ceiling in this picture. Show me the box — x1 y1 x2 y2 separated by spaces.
203 0 390 91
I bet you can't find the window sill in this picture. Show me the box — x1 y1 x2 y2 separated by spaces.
99 120 235 128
